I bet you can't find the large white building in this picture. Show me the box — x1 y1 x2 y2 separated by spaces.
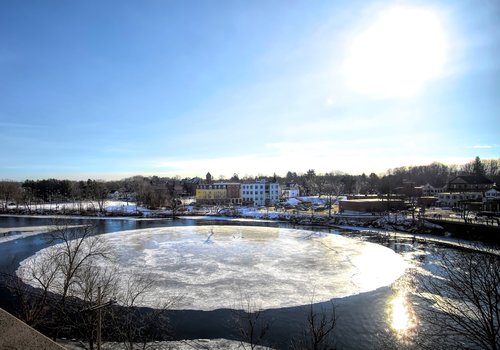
437 192 483 207
241 180 281 206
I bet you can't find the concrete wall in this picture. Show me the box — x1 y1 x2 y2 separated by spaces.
0 308 66 350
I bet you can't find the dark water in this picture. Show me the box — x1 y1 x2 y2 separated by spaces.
0 216 444 349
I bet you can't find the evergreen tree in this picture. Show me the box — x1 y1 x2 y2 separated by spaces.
473 156 486 176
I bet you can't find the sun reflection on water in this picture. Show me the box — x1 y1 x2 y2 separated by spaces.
389 283 418 342
391 293 411 332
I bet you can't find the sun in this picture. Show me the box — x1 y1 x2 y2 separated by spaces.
342 6 448 98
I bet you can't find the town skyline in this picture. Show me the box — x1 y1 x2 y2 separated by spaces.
2 156 498 183
1 1 499 180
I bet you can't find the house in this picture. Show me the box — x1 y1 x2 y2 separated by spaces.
484 188 500 201
281 183 300 199
241 179 281 206
196 183 241 205
447 175 494 193
437 192 483 208
421 183 445 196
483 188 500 213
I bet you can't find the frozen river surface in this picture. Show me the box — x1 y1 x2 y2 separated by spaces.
18 225 406 310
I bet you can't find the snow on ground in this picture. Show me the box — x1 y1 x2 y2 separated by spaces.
181 216 276 223
7 200 153 215
235 207 288 220
105 201 154 215
18 226 406 311
62 339 271 350
285 197 300 206
297 196 326 205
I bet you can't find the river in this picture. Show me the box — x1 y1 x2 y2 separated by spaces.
0 215 471 349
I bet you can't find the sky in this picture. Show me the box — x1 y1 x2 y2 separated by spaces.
1 0 499 181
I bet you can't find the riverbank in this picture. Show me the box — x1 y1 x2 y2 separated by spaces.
2 205 499 250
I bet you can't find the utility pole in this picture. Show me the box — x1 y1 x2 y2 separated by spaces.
97 286 102 350
81 286 116 350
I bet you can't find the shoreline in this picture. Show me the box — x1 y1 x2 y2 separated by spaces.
1 212 498 254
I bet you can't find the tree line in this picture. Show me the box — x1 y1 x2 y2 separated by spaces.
1 157 498 212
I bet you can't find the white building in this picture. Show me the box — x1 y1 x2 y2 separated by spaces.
281 183 300 199
241 180 281 206
484 188 500 201
421 183 445 196
438 192 483 207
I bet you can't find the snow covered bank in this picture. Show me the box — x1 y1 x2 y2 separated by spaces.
62 338 272 350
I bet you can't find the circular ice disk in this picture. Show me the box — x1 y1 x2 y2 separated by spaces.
19 226 406 310
105 226 406 310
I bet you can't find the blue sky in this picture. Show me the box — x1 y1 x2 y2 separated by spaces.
1 0 499 180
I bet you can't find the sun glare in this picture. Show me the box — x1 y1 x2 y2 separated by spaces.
342 6 447 98
391 293 412 332
389 285 418 342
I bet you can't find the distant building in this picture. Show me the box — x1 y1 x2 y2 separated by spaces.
281 183 300 199
241 179 281 206
196 183 241 205
447 175 494 193
484 188 500 201
437 192 483 208
421 183 445 196
206 172 213 184
483 188 500 213
339 199 405 213
393 180 422 197
418 196 438 207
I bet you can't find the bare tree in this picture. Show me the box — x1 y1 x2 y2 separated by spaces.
89 180 109 213
15 220 180 349
323 174 344 219
166 192 181 218
233 295 271 350
111 274 179 350
292 300 337 350
416 248 500 350
10 220 114 345
72 264 119 350
13 249 59 326
0 180 21 210
46 220 111 306
20 186 35 213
